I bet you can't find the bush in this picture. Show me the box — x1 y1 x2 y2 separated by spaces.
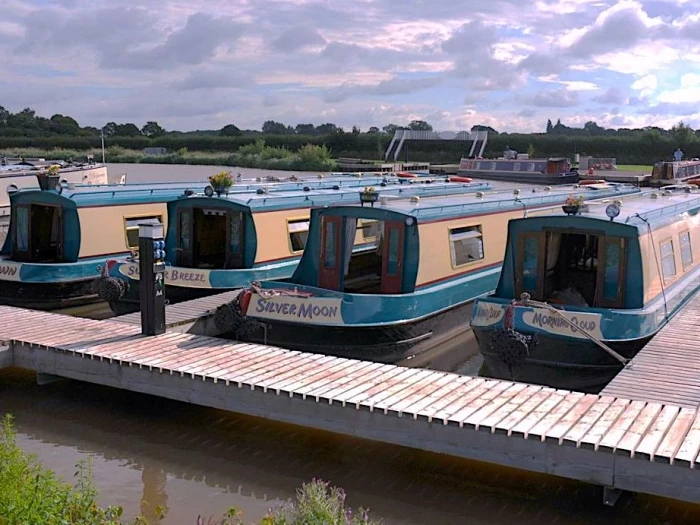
262 479 380 525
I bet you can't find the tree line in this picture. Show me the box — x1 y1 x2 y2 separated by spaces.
1 104 699 164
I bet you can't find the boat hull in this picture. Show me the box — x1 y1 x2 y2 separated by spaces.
221 300 474 366
0 279 100 310
457 169 579 185
473 327 649 392
106 283 219 315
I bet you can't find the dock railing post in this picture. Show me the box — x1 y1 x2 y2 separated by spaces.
138 222 166 336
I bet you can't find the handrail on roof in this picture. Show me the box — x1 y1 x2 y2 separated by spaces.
625 194 700 224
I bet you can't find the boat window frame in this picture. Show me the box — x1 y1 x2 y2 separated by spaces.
11 204 31 260
448 224 485 269
514 231 546 299
659 237 677 283
359 218 381 241
679 230 693 271
286 216 311 254
124 213 163 250
594 235 627 308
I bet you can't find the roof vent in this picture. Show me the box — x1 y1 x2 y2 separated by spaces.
183 189 194 196
662 190 673 196
475 192 484 198
410 196 420 203
513 189 520 195
303 186 310 192
650 193 658 199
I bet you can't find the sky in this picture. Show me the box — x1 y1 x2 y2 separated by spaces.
1 0 699 133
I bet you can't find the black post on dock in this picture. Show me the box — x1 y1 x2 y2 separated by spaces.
138 222 166 336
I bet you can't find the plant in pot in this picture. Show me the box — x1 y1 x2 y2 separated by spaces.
208 171 234 196
562 194 584 215
37 164 61 191
360 186 379 206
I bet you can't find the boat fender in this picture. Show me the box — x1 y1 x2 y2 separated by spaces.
213 291 260 336
489 329 537 377
96 276 127 302
449 176 473 183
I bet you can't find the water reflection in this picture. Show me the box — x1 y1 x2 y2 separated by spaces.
2 368 699 524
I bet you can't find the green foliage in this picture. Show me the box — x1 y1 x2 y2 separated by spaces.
263 479 381 525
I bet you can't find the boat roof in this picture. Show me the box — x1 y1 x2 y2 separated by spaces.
318 183 639 220
174 180 491 211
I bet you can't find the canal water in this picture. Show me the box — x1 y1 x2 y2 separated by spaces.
2 164 696 524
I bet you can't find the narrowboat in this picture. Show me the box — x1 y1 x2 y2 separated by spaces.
213 183 640 364
471 186 700 392
457 155 579 184
0 157 110 243
650 159 700 186
98 179 491 314
0 173 455 310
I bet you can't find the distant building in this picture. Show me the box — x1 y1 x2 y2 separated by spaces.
144 147 167 155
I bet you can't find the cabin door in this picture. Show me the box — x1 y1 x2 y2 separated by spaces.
225 211 245 269
380 221 405 294
176 208 194 267
318 215 343 290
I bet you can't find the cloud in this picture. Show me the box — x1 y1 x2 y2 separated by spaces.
2 0 700 133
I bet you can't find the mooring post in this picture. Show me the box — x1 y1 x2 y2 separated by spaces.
138 222 166 336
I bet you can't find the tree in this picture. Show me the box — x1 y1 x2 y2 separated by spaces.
671 120 694 143
262 120 290 134
0 105 8 127
141 121 165 137
583 121 605 135
408 120 432 131
352 125 360 135
546 119 553 133
471 124 499 134
48 114 80 135
219 124 241 136
315 123 338 135
382 124 402 135
295 123 316 135
103 122 118 137
116 123 142 136
367 126 380 134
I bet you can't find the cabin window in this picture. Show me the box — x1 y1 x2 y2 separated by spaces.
601 238 625 303
514 162 520 171
527 163 535 172
680 232 693 271
449 225 484 267
287 218 310 252
476 162 482 170
179 210 191 250
491 162 497 170
125 215 162 250
360 219 380 240
660 240 676 282
14 206 29 253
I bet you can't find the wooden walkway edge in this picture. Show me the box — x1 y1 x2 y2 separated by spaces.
112 291 240 335
602 291 700 408
2 305 700 505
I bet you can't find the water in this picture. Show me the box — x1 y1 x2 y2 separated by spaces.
4 164 695 523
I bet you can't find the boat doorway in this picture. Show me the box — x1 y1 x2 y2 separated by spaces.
12 204 63 263
176 207 245 269
318 216 405 294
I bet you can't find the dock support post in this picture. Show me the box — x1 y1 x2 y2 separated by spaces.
603 486 623 506
36 372 64 385
138 222 166 336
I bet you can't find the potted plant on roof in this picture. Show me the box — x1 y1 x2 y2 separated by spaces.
209 171 234 196
37 164 61 191
562 194 584 215
360 186 379 206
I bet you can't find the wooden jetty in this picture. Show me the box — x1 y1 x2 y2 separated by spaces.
112 291 239 336
601 293 700 408
3 306 700 505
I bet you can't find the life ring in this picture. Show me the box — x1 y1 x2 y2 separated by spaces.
579 179 606 185
397 171 417 178
448 176 473 183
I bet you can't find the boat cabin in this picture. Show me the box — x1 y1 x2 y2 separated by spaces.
651 159 700 184
493 189 700 310
458 157 571 174
164 181 492 272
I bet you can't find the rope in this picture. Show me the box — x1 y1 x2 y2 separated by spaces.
250 280 314 300
517 292 630 367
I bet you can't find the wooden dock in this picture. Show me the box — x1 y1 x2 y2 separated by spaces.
601 293 700 408
113 291 240 335
3 306 700 505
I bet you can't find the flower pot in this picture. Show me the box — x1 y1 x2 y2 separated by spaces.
36 173 60 191
562 205 580 215
360 191 379 206
212 184 228 197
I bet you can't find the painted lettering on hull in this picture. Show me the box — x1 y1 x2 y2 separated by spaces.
247 293 343 326
521 308 604 340
470 301 505 327
0 261 22 282
119 263 211 288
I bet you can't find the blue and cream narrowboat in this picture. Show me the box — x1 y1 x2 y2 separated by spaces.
213 183 640 364
457 156 579 185
98 180 492 314
471 186 700 392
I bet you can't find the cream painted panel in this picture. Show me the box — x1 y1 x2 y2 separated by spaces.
252 209 312 263
415 208 525 286
78 203 170 258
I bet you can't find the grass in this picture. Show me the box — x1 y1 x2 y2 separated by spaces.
616 164 653 172
0 413 380 525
